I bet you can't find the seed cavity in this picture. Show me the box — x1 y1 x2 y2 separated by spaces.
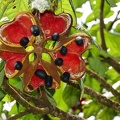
20 37 29 47
45 75 53 87
75 36 83 46
35 69 47 79
60 72 70 82
51 32 60 41
31 25 40 36
14 61 23 70
28 85 34 90
54 58 63 66
60 46 68 55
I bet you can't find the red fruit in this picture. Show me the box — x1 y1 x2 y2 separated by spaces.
0 10 91 92
0 12 37 46
28 65 56 91
5 54 25 76
39 11 71 37
54 52 85 79
0 52 17 61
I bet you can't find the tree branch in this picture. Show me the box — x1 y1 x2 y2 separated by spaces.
8 110 29 120
68 80 120 111
86 68 120 100
2 79 84 120
100 0 107 50
2 79 49 115
103 57 120 73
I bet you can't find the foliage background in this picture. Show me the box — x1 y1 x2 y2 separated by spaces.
0 0 120 120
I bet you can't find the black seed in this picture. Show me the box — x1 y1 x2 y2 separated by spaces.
28 85 34 90
60 46 68 55
45 75 53 87
14 61 23 70
35 69 47 79
31 25 40 36
20 37 29 47
51 32 60 41
54 58 63 66
75 36 83 46
60 72 70 82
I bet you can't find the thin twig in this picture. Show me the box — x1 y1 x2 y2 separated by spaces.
100 0 107 50
8 110 30 120
107 11 120 31
86 68 120 100
68 80 120 111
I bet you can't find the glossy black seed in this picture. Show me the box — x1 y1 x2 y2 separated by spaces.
51 32 60 41
14 61 23 70
75 36 83 46
31 25 40 36
20 37 29 47
28 85 34 90
60 72 70 82
45 75 53 87
54 58 63 66
35 69 47 79
60 46 68 55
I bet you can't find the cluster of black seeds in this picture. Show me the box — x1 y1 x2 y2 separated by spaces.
20 25 40 47
35 69 53 88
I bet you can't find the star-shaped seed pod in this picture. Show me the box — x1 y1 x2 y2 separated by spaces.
0 10 91 92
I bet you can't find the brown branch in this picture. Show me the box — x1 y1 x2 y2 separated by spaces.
107 11 120 31
2 79 84 120
49 105 83 120
103 57 120 73
8 110 29 120
2 79 49 115
86 68 120 100
68 80 120 111
100 0 107 50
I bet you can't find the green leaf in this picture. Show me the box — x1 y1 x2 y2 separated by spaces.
97 107 117 120
76 11 83 18
106 0 117 7
55 0 77 26
8 102 18 115
104 30 120 57
84 100 101 118
114 23 120 33
0 0 13 19
0 0 31 25
0 88 5 100
84 74 101 92
105 10 114 18
86 12 95 23
88 55 107 77
9 77 23 91
53 82 69 111
0 68 5 86
46 89 57 106
72 0 86 8
2 94 11 102
0 101 3 114
62 85 80 108
22 113 37 120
